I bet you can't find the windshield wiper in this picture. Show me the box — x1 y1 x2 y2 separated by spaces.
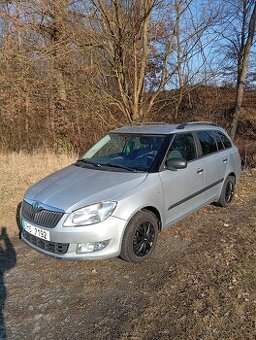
77 159 101 167
100 163 139 172
77 160 142 172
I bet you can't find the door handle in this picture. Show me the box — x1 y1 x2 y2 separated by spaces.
197 168 204 174
223 158 228 163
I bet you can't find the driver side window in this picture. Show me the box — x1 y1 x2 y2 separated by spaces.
166 133 197 162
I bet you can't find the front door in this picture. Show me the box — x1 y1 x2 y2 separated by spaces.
158 132 205 226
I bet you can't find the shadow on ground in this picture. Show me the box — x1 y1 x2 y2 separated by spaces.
0 227 16 340
15 203 22 240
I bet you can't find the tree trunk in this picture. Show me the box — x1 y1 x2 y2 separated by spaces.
175 0 183 120
55 68 67 102
231 3 256 139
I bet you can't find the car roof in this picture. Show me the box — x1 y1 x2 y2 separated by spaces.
111 122 226 135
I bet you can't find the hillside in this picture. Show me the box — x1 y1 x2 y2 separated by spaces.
0 86 255 165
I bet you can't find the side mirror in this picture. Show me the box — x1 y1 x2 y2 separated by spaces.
165 158 187 170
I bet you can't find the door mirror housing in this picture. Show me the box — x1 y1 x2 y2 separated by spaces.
165 158 187 170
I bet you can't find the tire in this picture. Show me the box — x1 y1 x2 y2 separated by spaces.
120 210 159 263
216 175 236 207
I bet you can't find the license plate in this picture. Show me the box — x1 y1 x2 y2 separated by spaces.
23 220 50 241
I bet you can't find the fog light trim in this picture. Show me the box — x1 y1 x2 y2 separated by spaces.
77 240 109 254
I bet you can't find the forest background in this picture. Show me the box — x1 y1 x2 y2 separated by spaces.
0 0 255 166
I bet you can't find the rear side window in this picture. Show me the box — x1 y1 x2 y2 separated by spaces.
167 133 197 161
218 132 232 148
208 130 224 151
197 131 217 155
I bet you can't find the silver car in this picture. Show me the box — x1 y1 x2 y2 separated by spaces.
20 122 241 262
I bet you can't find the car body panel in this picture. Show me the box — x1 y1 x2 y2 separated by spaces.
21 215 127 260
25 165 147 213
159 159 206 226
199 149 229 202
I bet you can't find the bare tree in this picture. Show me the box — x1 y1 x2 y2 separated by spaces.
174 0 183 118
154 0 225 119
220 0 256 137
0 0 255 153
88 0 177 123
0 0 104 151
231 1 256 138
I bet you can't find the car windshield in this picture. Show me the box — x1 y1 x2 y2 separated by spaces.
80 133 166 172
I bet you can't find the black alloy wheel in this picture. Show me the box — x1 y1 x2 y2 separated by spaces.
120 210 159 263
225 180 234 203
216 175 236 208
133 222 155 257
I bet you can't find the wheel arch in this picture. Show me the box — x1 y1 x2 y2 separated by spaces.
120 205 163 244
119 206 161 262
141 206 162 231
227 172 236 182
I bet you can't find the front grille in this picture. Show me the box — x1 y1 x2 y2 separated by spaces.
21 200 64 228
23 230 69 255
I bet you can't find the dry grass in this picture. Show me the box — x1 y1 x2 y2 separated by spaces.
0 152 76 237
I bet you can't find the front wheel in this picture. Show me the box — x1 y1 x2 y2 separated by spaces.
216 176 236 207
120 211 159 263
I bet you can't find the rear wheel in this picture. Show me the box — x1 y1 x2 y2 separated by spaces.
216 176 236 207
120 211 159 263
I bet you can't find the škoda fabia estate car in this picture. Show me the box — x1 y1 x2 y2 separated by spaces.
20 122 241 262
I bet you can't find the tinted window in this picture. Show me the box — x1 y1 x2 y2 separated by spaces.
167 133 197 161
197 131 217 155
218 132 232 148
208 130 224 151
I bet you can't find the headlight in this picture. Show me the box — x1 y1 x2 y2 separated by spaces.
63 201 117 227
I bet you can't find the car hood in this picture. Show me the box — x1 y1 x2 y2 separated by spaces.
24 164 147 213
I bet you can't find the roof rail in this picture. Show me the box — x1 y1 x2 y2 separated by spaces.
176 121 217 129
129 121 170 126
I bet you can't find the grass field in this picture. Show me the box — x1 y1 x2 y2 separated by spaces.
0 152 76 237
0 152 256 339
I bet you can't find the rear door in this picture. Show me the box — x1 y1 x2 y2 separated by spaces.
195 130 228 203
159 132 205 226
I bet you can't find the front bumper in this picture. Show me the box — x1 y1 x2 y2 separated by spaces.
20 215 127 260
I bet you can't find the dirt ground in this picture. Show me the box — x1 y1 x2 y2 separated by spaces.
0 153 256 340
